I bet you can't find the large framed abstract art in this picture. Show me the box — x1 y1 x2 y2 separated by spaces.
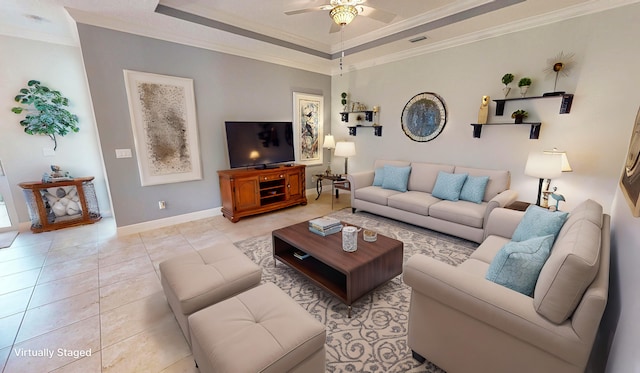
620 106 640 217
123 70 202 186
293 92 323 166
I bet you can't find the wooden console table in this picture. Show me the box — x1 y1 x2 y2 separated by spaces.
19 177 102 233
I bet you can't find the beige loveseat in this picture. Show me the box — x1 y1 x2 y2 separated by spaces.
403 199 610 373
348 160 517 243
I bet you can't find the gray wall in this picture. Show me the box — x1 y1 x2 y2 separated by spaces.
77 24 331 226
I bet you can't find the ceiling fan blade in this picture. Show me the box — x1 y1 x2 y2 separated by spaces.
329 22 342 34
359 5 396 23
284 6 325 15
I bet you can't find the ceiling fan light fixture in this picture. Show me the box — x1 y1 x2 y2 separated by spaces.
330 5 358 26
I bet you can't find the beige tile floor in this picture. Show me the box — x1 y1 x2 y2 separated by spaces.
0 190 350 373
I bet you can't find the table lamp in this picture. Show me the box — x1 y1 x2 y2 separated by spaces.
334 141 356 175
322 134 335 175
524 152 562 206
543 148 573 172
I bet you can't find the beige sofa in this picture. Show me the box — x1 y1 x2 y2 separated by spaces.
403 199 610 373
348 160 517 243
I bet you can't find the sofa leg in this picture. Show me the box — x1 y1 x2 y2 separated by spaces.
411 350 426 363
351 208 356 213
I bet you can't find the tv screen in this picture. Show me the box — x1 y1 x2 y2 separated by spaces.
225 121 295 169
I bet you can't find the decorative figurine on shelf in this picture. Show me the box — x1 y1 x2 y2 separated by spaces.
543 51 575 96
42 165 72 182
478 95 490 124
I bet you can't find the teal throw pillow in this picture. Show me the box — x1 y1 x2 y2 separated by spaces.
460 175 489 204
373 167 385 186
381 165 411 192
485 235 554 296
512 205 569 242
431 171 468 201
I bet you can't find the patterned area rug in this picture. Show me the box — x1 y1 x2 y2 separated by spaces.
234 209 478 373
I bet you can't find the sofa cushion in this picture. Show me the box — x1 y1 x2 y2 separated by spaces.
533 200 603 324
460 175 489 204
454 166 510 201
373 167 385 186
354 186 401 206
407 162 455 193
432 171 468 201
388 191 441 216
381 165 412 192
485 235 554 296
429 200 486 228
512 205 568 242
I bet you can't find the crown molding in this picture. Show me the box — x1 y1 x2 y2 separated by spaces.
333 0 640 75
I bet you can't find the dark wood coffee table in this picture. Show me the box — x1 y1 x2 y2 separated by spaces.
272 220 403 317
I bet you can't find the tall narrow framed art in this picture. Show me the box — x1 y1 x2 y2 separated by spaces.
123 70 202 186
293 92 324 166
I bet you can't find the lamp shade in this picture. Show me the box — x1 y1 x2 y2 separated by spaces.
524 152 562 179
334 141 356 157
323 134 335 149
543 148 572 172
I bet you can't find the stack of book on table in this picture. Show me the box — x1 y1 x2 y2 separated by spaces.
308 216 342 236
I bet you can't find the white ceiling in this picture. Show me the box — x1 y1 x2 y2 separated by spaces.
1 0 638 75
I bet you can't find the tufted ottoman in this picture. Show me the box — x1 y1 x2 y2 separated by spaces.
189 282 326 373
159 242 262 345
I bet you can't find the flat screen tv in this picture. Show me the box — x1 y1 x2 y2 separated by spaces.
224 121 295 169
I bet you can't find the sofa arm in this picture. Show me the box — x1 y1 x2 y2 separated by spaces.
347 171 374 206
482 189 518 229
403 254 584 363
484 207 525 240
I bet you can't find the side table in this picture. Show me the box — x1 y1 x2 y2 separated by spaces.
313 174 351 209
19 177 101 233
505 201 531 212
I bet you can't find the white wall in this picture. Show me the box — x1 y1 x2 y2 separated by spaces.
330 4 640 370
603 188 640 372
0 35 111 223
330 4 640 214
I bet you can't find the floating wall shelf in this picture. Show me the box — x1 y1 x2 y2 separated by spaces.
470 122 542 140
493 94 574 115
341 108 382 136
340 111 374 122
348 125 383 137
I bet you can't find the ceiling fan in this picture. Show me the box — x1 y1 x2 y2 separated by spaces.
285 0 397 33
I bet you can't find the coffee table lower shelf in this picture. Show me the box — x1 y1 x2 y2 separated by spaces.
274 248 348 303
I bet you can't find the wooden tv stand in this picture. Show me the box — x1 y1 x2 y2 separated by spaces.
218 164 307 222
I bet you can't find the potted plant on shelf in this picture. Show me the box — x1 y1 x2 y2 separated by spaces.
341 92 348 111
11 80 79 150
518 77 532 97
502 73 514 98
511 109 528 124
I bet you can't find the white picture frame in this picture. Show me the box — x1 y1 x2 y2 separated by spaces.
123 70 202 186
293 92 324 166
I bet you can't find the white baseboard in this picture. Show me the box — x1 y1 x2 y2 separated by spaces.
117 207 222 236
